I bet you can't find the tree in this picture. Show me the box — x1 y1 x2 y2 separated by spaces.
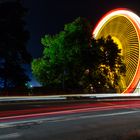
0 0 31 89
32 17 93 89
81 36 126 93
32 17 126 93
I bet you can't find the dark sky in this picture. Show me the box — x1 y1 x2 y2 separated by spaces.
21 0 140 86
22 0 140 58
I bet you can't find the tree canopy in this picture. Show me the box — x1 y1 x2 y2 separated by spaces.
0 0 31 89
82 36 126 93
32 17 126 93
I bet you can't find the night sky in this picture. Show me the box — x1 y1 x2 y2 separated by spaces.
21 0 140 86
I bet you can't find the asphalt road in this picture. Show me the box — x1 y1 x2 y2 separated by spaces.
1 100 140 140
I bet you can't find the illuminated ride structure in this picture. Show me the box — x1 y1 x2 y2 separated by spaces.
93 8 140 93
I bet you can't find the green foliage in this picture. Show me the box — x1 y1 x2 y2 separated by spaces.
32 17 93 89
32 17 126 93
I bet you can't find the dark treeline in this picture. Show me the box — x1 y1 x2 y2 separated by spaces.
0 0 31 91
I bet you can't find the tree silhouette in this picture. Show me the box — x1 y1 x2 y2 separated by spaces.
82 36 126 93
0 0 31 89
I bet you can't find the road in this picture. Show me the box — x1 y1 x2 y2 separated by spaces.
1 100 140 140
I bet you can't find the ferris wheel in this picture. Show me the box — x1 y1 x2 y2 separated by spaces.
93 8 140 93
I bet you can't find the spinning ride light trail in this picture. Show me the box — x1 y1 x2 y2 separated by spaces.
93 8 140 93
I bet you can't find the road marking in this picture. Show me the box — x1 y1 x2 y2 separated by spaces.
0 133 21 139
48 110 140 123
81 110 140 119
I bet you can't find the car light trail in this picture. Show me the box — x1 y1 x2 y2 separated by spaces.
1 101 140 122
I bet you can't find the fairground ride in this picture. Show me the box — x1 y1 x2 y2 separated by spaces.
93 8 140 93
